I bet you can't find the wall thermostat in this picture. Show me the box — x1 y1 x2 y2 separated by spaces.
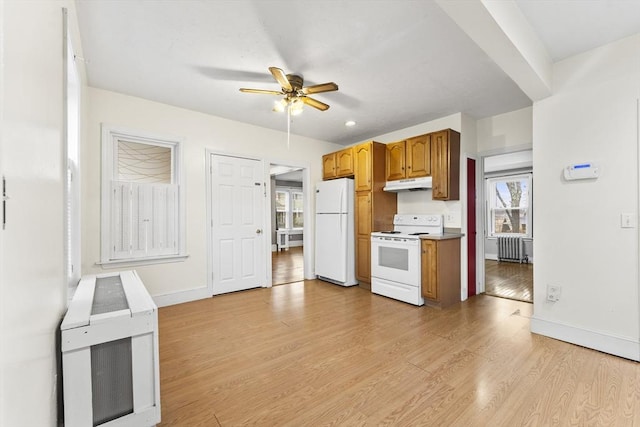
564 162 599 181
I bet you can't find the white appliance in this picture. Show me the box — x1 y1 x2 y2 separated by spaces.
383 176 432 192
371 214 443 305
315 178 357 286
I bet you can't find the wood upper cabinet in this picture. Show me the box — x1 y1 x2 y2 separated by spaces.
322 147 354 180
354 142 374 191
336 147 354 176
322 152 337 180
385 134 431 181
385 141 406 181
421 238 461 308
406 134 431 178
430 129 460 200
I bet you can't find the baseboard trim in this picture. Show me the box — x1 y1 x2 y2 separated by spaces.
531 316 640 361
153 286 211 308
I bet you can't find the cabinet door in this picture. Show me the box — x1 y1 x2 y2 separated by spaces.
355 191 372 236
406 134 430 178
430 130 449 199
421 240 438 300
322 153 337 180
336 147 354 177
354 143 372 192
355 191 372 282
356 235 371 283
385 141 405 181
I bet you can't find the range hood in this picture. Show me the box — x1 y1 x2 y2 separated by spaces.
383 176 433 192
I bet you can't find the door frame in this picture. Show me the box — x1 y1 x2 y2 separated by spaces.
206 150 267 296
264 159 313 286
477 144 533 294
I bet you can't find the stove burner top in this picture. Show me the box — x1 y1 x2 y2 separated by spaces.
379 231 400 234
408 232 430 236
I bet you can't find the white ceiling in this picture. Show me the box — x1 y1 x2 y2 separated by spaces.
75 0 640 146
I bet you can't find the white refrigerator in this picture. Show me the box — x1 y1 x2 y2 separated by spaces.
315 178 357 286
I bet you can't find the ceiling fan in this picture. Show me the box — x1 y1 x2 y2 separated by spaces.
239 67 338 114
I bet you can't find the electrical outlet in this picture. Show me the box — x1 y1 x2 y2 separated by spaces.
547 285 561 302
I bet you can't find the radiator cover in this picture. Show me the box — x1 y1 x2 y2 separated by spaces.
61 270 161 427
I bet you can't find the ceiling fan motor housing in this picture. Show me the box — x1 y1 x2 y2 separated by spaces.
286 74 304 92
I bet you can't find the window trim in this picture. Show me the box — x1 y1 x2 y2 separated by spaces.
100 124 187 265
486 173 532 238
275 186 304 230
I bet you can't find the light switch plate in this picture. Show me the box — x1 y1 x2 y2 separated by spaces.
621 213 636 228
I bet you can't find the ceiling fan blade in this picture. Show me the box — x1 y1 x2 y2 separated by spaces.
239 88 283 95
302 96 330 111
269 67 293 92
302 82 339 95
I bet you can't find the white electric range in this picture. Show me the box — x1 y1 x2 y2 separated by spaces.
370 214 444 306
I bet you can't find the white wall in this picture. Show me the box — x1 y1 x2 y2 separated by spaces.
0 1 82 425
531 34 640 360
477 106 533 153
82 88 341 303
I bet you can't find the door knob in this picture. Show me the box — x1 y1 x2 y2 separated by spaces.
256 229 262 234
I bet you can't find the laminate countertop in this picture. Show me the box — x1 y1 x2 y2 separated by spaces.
419 233 464 241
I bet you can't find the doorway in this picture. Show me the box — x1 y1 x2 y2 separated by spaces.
269 164 307 285
480 149 533 303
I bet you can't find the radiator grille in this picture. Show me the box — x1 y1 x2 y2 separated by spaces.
91 338 134 426
91 275 129 315
497 236 528 263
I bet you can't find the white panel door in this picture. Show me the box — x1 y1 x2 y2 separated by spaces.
211 154 265 294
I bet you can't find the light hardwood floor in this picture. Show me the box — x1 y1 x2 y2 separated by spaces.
272 246 304 286
485 260 533 303
158 281 640 426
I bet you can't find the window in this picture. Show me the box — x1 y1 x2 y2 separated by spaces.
101 125 185 264
275 190 289 229
275 188 303 229
292 191 303 228
487 174 531 237
64 13 81 293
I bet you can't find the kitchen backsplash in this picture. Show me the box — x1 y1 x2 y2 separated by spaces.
396 191 462 228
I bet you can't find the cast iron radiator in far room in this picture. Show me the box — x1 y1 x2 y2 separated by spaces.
497 236 528 263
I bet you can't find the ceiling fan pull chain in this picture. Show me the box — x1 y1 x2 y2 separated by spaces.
287 106 291 150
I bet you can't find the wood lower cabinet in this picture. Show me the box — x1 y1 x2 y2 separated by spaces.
356 235 371 285
421 238 461 308
354 141 397 286
322 147 354 180
431 129 460 200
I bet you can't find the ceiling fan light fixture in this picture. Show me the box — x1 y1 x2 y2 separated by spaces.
345 120 356 127
290 98 304 116
273 99 287 113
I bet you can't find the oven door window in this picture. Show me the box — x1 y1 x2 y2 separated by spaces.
378 246 409 271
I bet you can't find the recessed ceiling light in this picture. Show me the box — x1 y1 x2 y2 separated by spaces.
345 120 356 127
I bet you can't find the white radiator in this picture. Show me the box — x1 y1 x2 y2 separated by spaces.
497 236 528 263
61 270 161 427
